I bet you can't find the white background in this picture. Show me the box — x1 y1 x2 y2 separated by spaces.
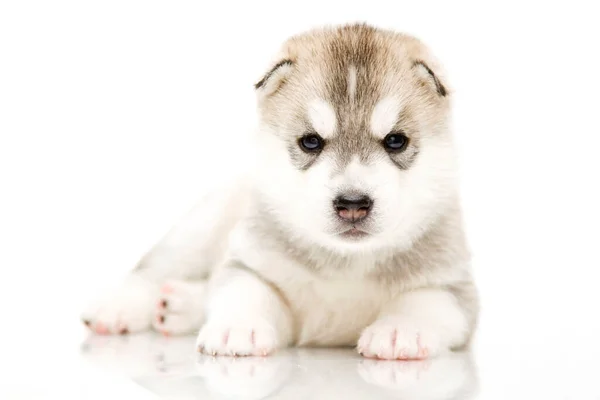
1 1 600 398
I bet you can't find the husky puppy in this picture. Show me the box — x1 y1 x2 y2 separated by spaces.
82 23 478 360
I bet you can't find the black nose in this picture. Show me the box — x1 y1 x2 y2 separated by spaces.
333 194 373 222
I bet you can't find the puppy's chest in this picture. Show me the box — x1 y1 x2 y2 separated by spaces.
274 268 392 346
228 224 397 345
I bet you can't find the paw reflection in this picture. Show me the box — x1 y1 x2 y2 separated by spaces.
81 336 478 399
80 333 196 376
196 355 291 399
358 352 478 399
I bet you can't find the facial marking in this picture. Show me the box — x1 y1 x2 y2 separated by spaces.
307 99 337 138
370 96 402 139
335 156 372 192
347 65 357 102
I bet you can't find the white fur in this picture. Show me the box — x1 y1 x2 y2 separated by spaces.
357 289 468 359
81 176 250 334
189 122 465 355
138 176 249 281
196 268 293 356
307 99 337 138
82 123 464 348
201 220 466 357
153 279 207 335
81 274 159 334
226 221 386 345
370 96 402 138
253 130 456 255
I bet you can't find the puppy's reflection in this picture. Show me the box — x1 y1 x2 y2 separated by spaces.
81 335 478 399
196 349 478 400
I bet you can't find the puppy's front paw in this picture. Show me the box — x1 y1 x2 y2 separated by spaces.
196 317 281 357
81 275 159 335
153 280 207 336
357 317 442 360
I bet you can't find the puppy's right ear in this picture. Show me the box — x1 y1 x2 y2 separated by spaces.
254 59 294 99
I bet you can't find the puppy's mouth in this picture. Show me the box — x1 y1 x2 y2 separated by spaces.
338 226 370 239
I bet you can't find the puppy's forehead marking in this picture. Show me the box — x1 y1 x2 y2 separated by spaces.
370 96 402 138
307 99 337 138
342 156 364 178
347 65 357 102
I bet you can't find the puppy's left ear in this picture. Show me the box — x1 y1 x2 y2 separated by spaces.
254 59 294 99
413 60 448 97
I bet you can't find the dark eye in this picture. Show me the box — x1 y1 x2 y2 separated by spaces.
383 132 408 152
299 133 324 152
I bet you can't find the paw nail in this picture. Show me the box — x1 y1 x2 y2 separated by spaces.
162 331 170 337
119 327 129 335
223 330 230 345
83 319 91 327
158 315 165 324
160 299 168 308
197 345 204 353
212 351 216 356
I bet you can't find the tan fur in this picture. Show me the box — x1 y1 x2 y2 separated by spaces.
257 24 451 174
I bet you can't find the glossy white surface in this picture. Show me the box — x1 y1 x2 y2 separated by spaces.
81 334 477 400
76 330 600 400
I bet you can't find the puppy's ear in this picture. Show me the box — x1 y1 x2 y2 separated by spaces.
254 59 294 99
413 60 448 97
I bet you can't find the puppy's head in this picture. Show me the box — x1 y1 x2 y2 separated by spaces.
253 24 458 253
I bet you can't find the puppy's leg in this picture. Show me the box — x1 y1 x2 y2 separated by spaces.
81 179 250 335
357 284 477 360
196 263 293 356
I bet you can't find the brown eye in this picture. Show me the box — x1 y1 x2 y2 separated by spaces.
299 133 324 152
383 132 408 152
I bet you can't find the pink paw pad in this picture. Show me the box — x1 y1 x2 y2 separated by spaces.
95 323 109 335
160 284 174 294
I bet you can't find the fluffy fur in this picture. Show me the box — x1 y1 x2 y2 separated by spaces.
82 23 478 360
